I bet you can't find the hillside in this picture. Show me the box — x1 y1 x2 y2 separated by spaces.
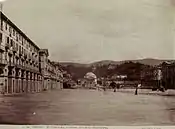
59 58 174 81
60 58 170 67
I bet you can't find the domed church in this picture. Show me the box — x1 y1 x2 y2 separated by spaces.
84 72 97 88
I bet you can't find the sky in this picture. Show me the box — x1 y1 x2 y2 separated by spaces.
1 0 175 63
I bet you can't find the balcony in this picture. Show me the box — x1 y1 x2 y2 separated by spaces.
15 52 19 59
19 50 23 57
35 53 38 58
16 63 23 69
12 46 17 53
0 44 5 52
21 56 25 61
28 55 32 61
24 53 27 59
8 61 15 67
8 50 13 56
0 24 3 31
5 43 10 50
0 58 7 65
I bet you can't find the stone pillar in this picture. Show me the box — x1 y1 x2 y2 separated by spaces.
18 69 22 93
30 72 33 92
21 70 25 93
15 69 19 93
35 74 38 92
15 69 18 93
0 67 5 94
40 75 43 91
42 75 45 91
34 73 37 92
1 66 8 94
39 75 42 91
30 72 34 93
8 68 15 94
33 73 35 92
37 74 39 92
23 71 26 93
27 72 30 93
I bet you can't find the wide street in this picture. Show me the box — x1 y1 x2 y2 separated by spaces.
0 89 174 125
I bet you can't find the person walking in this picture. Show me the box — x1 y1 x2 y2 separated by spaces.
103 85 106 91
135 83 141 95
110 81 117 92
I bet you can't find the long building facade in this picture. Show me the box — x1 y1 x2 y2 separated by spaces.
0 12 63 95
161 61 175 89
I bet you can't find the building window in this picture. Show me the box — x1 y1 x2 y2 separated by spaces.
14 42 16 48
22 39 24 45
24 39 26 46
13 29 15 36
19 35 22 41
9 27 12 33
6 36 9 44
26 43 28 49
0 33 2 43
5 23 7 30
16 33 18 41
19 45 21 52
5 52 7 60
0 52 3 60
1 20 3 30
16 43 18 51
10 39 13 47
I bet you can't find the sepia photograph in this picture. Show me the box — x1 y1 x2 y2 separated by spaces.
0 0 175 127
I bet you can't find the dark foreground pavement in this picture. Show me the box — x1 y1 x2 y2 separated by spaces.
0 89 174 125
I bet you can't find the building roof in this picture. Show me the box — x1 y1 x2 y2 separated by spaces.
39 49 49 56
1 12 40 50
84 72 97 80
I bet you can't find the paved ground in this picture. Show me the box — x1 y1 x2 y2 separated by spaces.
117 88 175 96
0 89 175 125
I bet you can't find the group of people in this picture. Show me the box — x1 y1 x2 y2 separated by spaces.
109 81 142 95
97 79 167 95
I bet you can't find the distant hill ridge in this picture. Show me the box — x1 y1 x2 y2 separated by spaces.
58 58 174 81
60 58 174 67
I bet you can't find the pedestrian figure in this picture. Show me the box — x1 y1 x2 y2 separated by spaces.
103 86 106 91
114 87 116 92
110 81 117 92
159 85 165 92
135 83 141 95
117 84 120 91
135 87 138 95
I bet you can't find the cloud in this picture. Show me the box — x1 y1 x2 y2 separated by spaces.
3 0 175 63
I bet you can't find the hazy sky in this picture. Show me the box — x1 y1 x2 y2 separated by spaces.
2 0 175 63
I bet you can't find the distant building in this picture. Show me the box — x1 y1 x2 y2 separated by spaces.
39 49 63 90
161 61 175 89
84 72 97 88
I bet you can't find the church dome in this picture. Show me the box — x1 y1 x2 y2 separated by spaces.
84 72 97 80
